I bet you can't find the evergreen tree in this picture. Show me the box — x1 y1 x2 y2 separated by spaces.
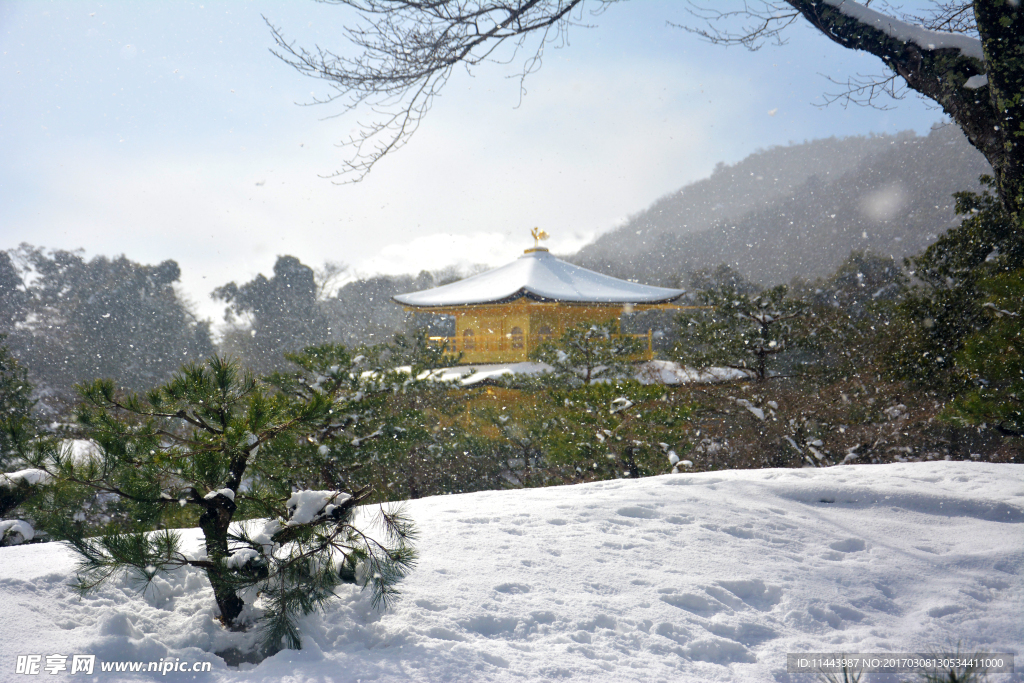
387 328 461 377
686 264 760 295
795 251 908 382
213 256 329 374
950 270 1024 436
0 342 57 545
537 381 691 480
36 351 416 655
808 251 907 313
0 252 28 334
895 178 1024 387
263 341 458 501
531 322 643 385
492 321 691 483
674 284 807 382
5 246 213 406
0 339 36 472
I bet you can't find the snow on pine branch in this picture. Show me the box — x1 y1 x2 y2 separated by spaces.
285 490 353 526
0 519 36 545
203 488 236 502
1 470 51 546
1 468 52 487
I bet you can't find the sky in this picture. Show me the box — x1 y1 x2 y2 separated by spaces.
0 1 946 325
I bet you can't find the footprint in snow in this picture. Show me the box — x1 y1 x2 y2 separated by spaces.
459 614 519 637
685 637 756 664
721 525 759 540
978 577 1010 590
807 603 865 628
829 538 867 553
660 592 730 616
458 516 494 524
479 652 510 668
705 620 778 645
616 506 660 520
927 604 963 618
715 579 783 611
655 621 690 645
576 613 617 632
664 515 693 525
424 626 465 642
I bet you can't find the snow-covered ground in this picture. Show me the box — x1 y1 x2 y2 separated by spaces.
1 462 1021 681
411 360 747 386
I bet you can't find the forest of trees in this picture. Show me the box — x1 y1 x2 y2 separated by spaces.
1 125 1020 480
2 231 1020 497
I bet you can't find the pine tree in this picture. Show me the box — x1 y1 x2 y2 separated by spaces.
0 338 36 472
0 339 57 546
0 252 28 335
387 327 461 377
5 247 213 406
265 338 479 500
950 270 1024 436
674 284 807 382
538 381 691 480
530 322 643 385
213 256 329 375
895 179 1024 387
37 350 416 656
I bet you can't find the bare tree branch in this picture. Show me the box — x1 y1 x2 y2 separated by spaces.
904 1 977 35
672 2 801 50
817 71 906 110
270 0 1023 221
267 0 617 182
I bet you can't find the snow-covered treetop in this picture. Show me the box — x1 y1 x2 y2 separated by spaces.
393 249 685 307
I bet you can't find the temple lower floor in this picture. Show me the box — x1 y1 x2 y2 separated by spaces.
418 300 654 364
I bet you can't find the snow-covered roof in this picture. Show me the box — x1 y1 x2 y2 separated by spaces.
393 249 685 307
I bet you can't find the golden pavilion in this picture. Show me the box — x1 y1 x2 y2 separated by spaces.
393 231 686 364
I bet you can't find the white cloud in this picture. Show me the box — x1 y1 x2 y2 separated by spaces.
354 230 597 279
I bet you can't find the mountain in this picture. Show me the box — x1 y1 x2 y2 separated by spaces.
316 127 990 347
570 125 991 287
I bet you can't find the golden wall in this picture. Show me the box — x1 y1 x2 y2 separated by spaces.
418 300 646 364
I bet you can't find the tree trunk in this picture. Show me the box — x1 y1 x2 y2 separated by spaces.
623 448 641 479
756 349 767 383
199 496 245 629
973 0 1024 222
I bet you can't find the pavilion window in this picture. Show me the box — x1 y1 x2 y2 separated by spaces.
510 326 524 349
462 329 475 351
537 325 554 342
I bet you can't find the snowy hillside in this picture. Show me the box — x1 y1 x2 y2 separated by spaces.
2 462 1021 682
572 126 990 288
